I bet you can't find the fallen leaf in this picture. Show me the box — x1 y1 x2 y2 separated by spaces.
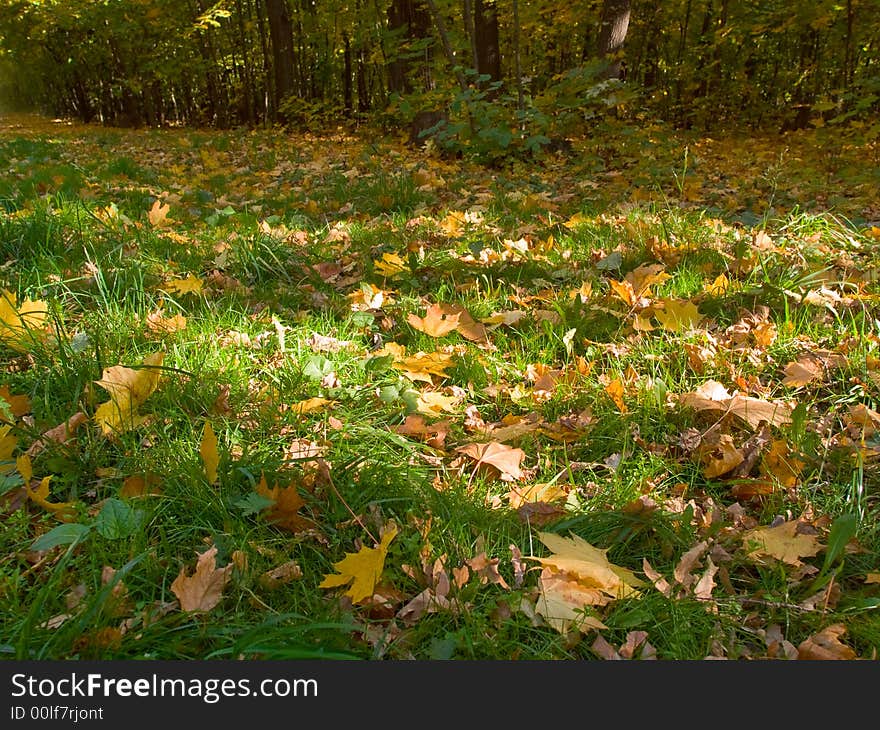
119 473 163 498
654 299 703 332
604 377 627 412
744 520 823 566
415 390 459 416
760 440 805 487
94 352 164 435
162 274 203 295
25 411 87 458
200 421 219 485
455 441 525 481
679 380 792 430
407 304 459 337
259 559 303 589
255 474 317 533
147 199 171 227
797 624 857 660
0 386 31 418
319 524 398 604
535 568 610 634
701 434 744 478
465 552 509 589
782 359 823 387
290 397 334 415
0 289 48 351
145 309 187 334
170 545 233 613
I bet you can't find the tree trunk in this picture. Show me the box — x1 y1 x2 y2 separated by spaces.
597 0 631 80
474 0 501 84
265 0 296 118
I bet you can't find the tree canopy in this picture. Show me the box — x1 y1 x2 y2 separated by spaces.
0 0 876 151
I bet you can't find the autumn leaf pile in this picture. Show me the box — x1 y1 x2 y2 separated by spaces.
1 113 879 660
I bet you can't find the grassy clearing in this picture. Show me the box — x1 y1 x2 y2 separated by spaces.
1 114 879 661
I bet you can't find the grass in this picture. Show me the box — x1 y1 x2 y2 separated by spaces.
1 112 879 661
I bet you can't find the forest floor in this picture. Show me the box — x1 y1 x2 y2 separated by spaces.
1 112 880 660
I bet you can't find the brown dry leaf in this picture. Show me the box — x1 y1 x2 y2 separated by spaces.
255 473 317 533
455 441 525 481
306 333 355 353
170 545 233 613
760 440 805 487
147 199 171 227
797 624 857 660
679 380 792 430
441 303 490 344
465 552 509 589
701 434 744 478
642 558 672 597
0 386 30 418
119 473 163 499
407 304 460 338
145 309 187 334
673 541 709 589
391 415 449 449
259 560 303 590
25 411 87 458
782 359 823 387
480 310 526 328
744 520 823 566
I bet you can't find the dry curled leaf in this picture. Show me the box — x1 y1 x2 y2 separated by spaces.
170 545 233 613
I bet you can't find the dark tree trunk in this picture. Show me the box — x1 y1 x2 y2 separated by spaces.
597 0 631 79
386 0 432 95
474 0 501 84
265 0 296 118
343 31 353 117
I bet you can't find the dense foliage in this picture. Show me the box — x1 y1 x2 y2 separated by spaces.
0 0 877 152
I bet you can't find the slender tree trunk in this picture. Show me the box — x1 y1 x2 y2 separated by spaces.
597 0 631 80
343 31 353 117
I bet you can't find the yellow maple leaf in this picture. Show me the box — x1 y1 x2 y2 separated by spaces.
653 298 703 332
700 434 744 478
415 391 459 416
529 532 643 634
289 397 334 415
0 289 49 352
319 524 398 604
373 252 407 278
94 352 165 436
707 273 730 296
200 421 219 484
162 274 204 295
744 521 823 566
